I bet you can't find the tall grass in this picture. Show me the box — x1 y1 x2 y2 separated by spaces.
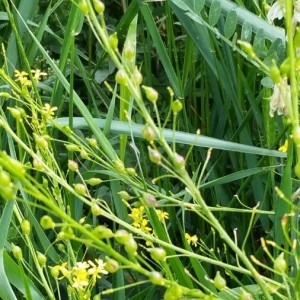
0 0 298 299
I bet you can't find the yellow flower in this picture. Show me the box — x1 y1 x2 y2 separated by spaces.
129 206 145 225
185 233 198 247
14 70 31 86
87 259 108 284
53 262 71 279
279 139 288 152
31 69 47 82
72 261 90 290
41 103 57 120
156 209 169 222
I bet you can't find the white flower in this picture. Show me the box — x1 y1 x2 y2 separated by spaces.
294 0 300 22
269 77 290 117
267 0 285 21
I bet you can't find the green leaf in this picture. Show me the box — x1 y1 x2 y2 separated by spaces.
224 10 237 39
209 0 221 26
241 21 252 42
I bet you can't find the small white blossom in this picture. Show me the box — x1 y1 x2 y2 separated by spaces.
267 0 300 23
269 77 290 117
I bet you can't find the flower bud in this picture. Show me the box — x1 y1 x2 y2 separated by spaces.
124 236 138 255
269 60 281 84
1 185 15 200
148 247 166 261
148 271 164 285
118 191 131 201
213 271 226 290
143 193 157 207
91 203 102 216
93 225 114 239
85 178 102 186
12 244 23 261
87 138 98 147
123 44 135 60
68 160 78 172
274 252 287 273
171 99 183 114
126 167 136 176
105 257 119 273
65 144 80 152
37 251 47 268
108 33 118 51
34 134 48 149
115 69 128 85
238 40 255 58
40 215 55 229
115 229 130 244
142 125 156 142
33 157 44 171
21 219 31 235
80 149 89 159
114 159 126 173
142 86 158 103
78 0 89 14
50 266 60 279
8 107 22 120
173 153 185 168
148 147 161 164
74 183 86 196
93 0 105 14
0 169 11 185
132 67 143 86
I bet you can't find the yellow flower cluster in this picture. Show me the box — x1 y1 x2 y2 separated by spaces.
51 259 108 298
14 69 47 86
185 233 198 247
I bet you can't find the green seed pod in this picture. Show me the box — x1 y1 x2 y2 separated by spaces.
115 69 128 85
148 271 164 285
274 252 287 273
56 243 65 252
238 40 255 58
12 244 23 261
1 185 15 200
115 229 131 244
118 190 131 201
143 193 157 207
37 251 47 268
148 247 166 261
34 134 48 149
123 44 135 61
33 157 44 171
80 149 89 159
8 107 22 120
114 159 126 173
74 183 86 196
164 284 183 300
65 144 80 152
142 85 158 103
78 0 89 14
108 33 118 51
126 167 136 176
148 147 161 164
105 257 119 273
40 215 55 230
269 60 281 84
124 236 138 255
91 203 102 216
21 219 31 235
93 0 105 14
171 99 183 114
68 160 78 172
93 225 114 239
85 178 102 186
142 124 156 142
60 225 74 239
213 271 226 290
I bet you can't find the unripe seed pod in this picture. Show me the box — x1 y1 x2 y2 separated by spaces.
143 193 157 207
115 229 131 244
239 290 253 300
238 41 255 58
85 178 102 186
0 169 11 185
78 0 89 14
124 236 138 255
269 60 281 84
105 257 119 273
40 215 55 229
118 191 131 201
12 244 23 261
123 44 135 60
142 86 158 103
115 69 128 85
93 0 105 14
148 271 164 285
274 252 287 273
34 134 48 149
21 219 31 235
68 160 78 172
114 159 126 173
65 144 80 152
213 271 226 290
173 153 185 168
33 157 44 171
148 147 161 164
171 99 183 114
142 125 156 142
126 167 136 176
8 107 22 120
37 251 47 268
80 149 89 159
1 185 15 200
74 183 86 196
91 203 102 216
108 33 118 51
148 247 166 261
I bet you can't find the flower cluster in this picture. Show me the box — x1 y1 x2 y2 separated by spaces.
185 233 199 247
14 69 47 87
51 259 108 299
267 0 300 23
